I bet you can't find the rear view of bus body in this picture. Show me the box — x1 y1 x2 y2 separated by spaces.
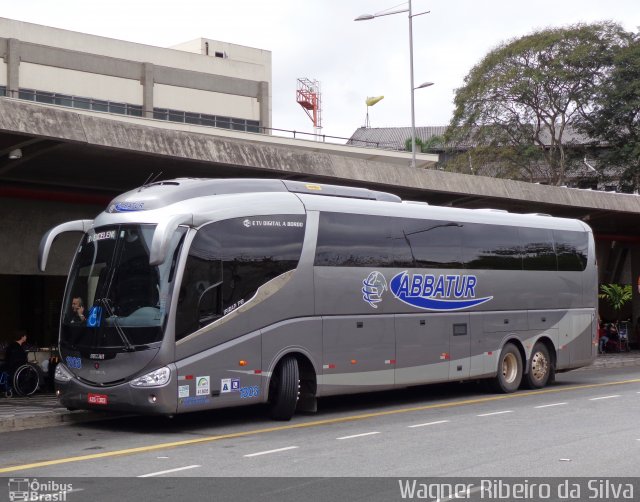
40 178 597 420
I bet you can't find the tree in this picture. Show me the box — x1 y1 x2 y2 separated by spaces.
404 135 445 153
599 283 632 316
445 22 633 185
577 37 640 189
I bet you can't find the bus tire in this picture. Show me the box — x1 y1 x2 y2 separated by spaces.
492 343 522 393
268 356 299 421
524 342 552 389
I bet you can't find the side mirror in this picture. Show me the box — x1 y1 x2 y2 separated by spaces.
39 220 94 272
149 214 192 266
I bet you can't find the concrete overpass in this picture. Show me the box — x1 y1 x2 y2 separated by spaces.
1 97 639 346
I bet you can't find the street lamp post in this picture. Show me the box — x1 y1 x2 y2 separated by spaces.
355 1 432 168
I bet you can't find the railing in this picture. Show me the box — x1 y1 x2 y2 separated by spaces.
0 85 402 151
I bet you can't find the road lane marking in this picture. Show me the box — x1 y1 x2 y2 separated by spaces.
244 446 298 457
336 432 380 440
534 402 567 409
2 377 640 474
408 420 450 428
138 465 201 477
589 395 621 401
477 410 513 417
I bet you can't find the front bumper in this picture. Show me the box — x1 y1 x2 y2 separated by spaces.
56 374 177 415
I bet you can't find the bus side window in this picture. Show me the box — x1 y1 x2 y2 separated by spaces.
197 279 223 327
462 223 522 270
519 227 557 271
315 212 395 267
397 218 463 268
554 230 588 271
176 215 305 341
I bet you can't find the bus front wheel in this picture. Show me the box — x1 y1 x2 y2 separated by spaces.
492 343 522 393
268 356 299 421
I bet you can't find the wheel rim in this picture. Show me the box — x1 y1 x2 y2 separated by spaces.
530 350 549 382
502 353 518 384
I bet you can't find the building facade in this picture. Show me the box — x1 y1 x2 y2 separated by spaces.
0 17 272 132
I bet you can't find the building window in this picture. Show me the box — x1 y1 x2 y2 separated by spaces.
109 102 126 115
151 108 259 133
216 116 231 129
127 105 143 117
11 86 260 133
0 86 6 97
16 87 144 118
246 120 260 133
73 96 91 110
54 94 73 107
19 89 36 101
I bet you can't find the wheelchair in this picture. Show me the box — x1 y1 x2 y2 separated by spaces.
0 363 40 397
605 321 631 353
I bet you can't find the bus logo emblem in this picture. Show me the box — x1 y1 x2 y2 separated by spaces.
362 271 388 309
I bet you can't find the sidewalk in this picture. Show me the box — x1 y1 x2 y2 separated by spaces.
1 351 640 433
0 392 116 433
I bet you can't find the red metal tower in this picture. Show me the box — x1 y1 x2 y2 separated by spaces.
296 78 322 137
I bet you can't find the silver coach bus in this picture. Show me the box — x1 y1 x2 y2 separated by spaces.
39 178 597 420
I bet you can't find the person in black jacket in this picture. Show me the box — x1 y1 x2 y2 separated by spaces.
3 332 28 377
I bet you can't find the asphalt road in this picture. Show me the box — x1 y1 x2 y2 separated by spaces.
1 365 639 500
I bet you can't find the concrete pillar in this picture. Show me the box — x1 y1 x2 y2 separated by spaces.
630 246 640 347
7 38 20 98
142 62 154 119
257 81 270 133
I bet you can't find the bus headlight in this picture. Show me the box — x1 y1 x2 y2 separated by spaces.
130 367 171 388
54 363 74 383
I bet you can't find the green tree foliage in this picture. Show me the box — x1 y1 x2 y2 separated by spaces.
404 135 445 153
577 37 640 188
405 137 426 153
445 22 633 185
404 135 444 153
598 283 632 314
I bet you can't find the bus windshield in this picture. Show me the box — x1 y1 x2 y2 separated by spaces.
61 224 186 350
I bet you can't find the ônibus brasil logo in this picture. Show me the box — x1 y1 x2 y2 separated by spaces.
363 271 493 311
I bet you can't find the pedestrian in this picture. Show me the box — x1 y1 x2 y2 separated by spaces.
3 331 28 378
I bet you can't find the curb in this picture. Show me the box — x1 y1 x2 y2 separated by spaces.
590 357 640 370
0 409 116 433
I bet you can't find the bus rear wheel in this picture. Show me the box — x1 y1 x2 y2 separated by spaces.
268 356 299 421
492 343 522 393
524 342 552 389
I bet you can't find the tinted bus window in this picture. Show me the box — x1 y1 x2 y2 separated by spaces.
399 219 463 268
554 230 588 271
519 227 557 271
315 212 395 267
176 215 306 340
462 223 522 270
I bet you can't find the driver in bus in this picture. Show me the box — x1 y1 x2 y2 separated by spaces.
70 296 86 324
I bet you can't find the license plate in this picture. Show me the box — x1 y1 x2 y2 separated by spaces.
87 393 108 405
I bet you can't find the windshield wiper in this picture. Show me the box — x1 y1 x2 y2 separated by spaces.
97 297 136 352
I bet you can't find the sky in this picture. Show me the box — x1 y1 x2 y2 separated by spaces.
3 1 640 141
